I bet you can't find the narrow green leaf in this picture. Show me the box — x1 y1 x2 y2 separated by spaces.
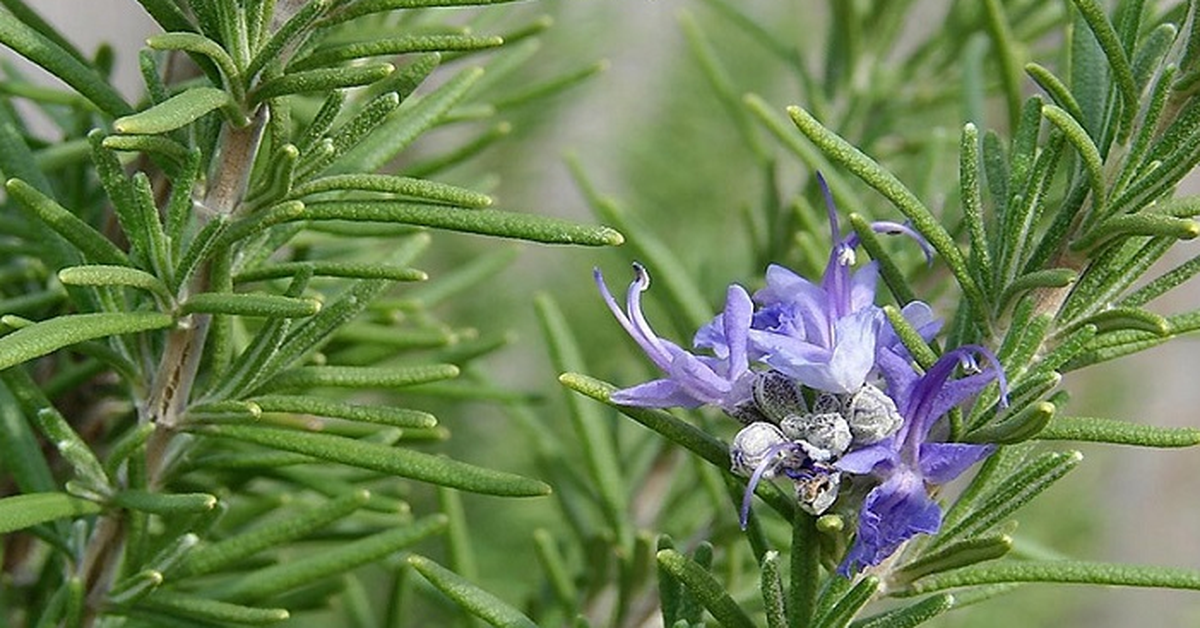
111 490 216 515
882 305 937 369
656 549 756 628
6 178 129 266
849 594 955 628
894 536 1013 585
0 106 54 195
182 490 370 577
815 576 880 628
1042 104 1106 219
197 424 550 497
900 560 1200 596
934 450 1082 548
1072 214 1200 252
786 106 988 333
27 404 109 490
330 66 483 175
1038 415 1200 447
296 90 345 154
59 265 170 301
101 134 192 166
181 293 321 318
407 555 538 628
0 312 174 372
236 262 424 285
113 87 240 135
761 551 787 628
790 514 820 628
999 269 1077 312
290 174 491 208
0 13 131 116
259 363 458 391
139 591 289 625
1025 63 1085 123
1069 306 1171 335
146 32 239 87
959 123 993 298
322 0 523 24
0 492 101 534
250 395 436 428
292 201 624 246
252 63 395 103
1070 0 1139 128
289 35 502 72
965 401 1055 445
219 515 448 603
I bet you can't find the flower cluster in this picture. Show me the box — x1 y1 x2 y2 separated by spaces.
595 178 1006 575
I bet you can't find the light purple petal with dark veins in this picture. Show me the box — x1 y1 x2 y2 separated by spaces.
919 442 995 485
610 379 703 408
835 439 897 474
839 471 943 575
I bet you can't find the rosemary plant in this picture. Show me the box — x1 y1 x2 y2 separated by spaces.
0 1 617 626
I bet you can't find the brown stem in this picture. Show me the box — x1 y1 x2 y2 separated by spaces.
79 110 267 627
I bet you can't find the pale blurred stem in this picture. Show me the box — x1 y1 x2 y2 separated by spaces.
79 110 266 627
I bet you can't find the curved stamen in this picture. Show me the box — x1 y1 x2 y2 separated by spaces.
740 441 800 529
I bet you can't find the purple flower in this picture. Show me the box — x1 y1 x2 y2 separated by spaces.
836 345 1007 576
748 175 932 394
595 263 755 414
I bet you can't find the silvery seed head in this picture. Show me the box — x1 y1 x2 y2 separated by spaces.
779 412 852 460
730 422 798 478
752 370 808 421
843 383 903 445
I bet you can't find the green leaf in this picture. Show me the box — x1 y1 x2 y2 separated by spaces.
815 576 880 628
1068 306 1171 335
236 261 425 284
252 200 623 246
532 529 578 610
791 514 821 628
196 424 550 497
249 395 436 429
1025 63 1086 124
259 363 458 391
934 450 1082 548
289 174 492 208
138 591 289 625
1042 105 1106 220
0 492 101 534
0 12 131 116
1038 415 1200 447
58 265 172 301
113 87 240 135
965 401 1055 445
111 491 217 515
0 382 56 494
0 105 54 195
900 560 1200 596
761 551 787 628
180 293 322 318
218 515 447 603
981 0 1024 130
101 134 191 166
252 63 395 103
893 536 1014 586
407 555 538 628
289 34 503 72
0 312 174 372
999 269 1077 312
848 594 955 628
7 178 129 266
786 106 989 334
330 66 482 175
656 549 756 628
1070 0 1139 130
182 490 370 577
146 32 239 88
1072 213 1200 252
